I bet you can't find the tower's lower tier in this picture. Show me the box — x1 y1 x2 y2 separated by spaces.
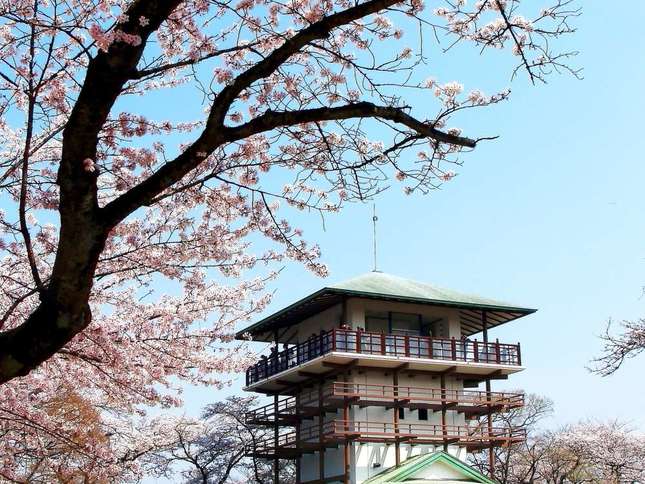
245 361 524 483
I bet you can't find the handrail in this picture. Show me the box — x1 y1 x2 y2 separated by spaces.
250 420 526 454
244 397 299 423
330 382 524 407
329 420 526 441
246 328 522 386
244 383 524 424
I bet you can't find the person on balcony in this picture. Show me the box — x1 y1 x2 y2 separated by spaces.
282 343 290 370
269 345 278 373
308 333 318 358
319 329 328 353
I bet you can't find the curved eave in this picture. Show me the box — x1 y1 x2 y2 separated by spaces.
235 287 536 341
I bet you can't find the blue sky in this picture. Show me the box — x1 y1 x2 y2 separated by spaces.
189 0 645 430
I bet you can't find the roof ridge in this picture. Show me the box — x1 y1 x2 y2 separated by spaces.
362 450 497 484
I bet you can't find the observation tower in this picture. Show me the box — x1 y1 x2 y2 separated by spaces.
237 272 534 483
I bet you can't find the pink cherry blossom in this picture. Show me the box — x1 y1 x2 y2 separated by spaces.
83 158 96 173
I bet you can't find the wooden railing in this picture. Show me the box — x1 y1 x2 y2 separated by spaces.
250 420 526 455
246 328 521 386
330 382 524 408
245 397 300 424
245 382 524 425
329 420 526 444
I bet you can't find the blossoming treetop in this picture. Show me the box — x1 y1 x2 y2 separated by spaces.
0 0 578 385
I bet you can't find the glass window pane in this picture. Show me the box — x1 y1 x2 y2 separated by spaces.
391 312 421 336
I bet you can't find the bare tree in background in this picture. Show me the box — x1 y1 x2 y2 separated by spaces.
590 317 645 376
143 396 294 484
469 393 555 483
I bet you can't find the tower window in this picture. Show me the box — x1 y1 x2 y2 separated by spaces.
418 408 428 421
398 407 405 420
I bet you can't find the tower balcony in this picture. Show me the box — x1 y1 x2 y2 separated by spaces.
245 383 524 426
245 328 522 391
248 421 526 459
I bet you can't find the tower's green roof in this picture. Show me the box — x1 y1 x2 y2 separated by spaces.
236 272 535 341
362 450 496 484
330 272 519 309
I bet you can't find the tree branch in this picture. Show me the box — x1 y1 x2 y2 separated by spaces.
210 0 409 123
223 102 477 147
131 42 262 80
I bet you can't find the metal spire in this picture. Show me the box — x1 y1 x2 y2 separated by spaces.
372 203 378 272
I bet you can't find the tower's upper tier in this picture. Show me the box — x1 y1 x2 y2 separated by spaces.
235 271 536 343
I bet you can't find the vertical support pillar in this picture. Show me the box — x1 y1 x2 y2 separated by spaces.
343 371 350 484
318 380 325 482
273 328 280 484
486 377 494 479
482 311 494 478
393 369 400 466
440 373 447 452
296 391 301 484
274 394 280 484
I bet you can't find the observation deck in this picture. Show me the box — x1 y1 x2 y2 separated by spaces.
245 328 522 392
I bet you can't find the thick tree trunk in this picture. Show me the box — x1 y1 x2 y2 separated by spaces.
0 212 107 383
0 0 182 384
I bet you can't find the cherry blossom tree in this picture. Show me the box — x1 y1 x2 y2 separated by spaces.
0 0 579 479
557 421 645 483
1 390 112 482
470 395 645 483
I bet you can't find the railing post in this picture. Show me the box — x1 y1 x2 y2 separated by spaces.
517 342 522 366
356 329 361 353
474 340 479 362
429 336 433 359
451 337 456 361
332 328 337 352
381 332 386 355
495 339 501 364
404 335 410 357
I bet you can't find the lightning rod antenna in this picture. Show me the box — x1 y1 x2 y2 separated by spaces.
372 204 378 272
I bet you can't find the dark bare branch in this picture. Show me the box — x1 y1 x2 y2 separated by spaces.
223 101 477 147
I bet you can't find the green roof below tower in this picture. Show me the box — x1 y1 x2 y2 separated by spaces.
362 451 497 484
236 271 535 341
